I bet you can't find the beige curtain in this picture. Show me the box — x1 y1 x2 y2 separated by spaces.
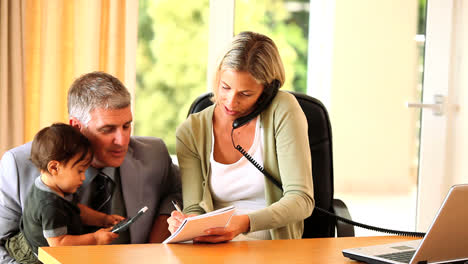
0 0 138 156
0 0 25 156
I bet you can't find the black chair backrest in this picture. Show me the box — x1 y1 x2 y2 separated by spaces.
187 91 336 238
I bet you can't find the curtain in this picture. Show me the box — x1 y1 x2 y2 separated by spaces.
0 0 25 156
0 0 138 156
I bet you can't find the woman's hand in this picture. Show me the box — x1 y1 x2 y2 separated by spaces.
193 215 250 243
167 210 196 234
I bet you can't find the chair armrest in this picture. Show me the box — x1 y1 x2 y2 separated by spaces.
332 199 355 237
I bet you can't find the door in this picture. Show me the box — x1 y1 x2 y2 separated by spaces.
416 0 468 231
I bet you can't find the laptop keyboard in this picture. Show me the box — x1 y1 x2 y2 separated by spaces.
376 250 416 263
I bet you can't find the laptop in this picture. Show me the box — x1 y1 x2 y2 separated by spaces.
342 184 468 264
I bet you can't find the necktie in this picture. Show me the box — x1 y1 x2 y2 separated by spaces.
90 171 114 214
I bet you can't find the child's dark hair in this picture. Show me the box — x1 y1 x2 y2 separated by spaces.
30 123 93 172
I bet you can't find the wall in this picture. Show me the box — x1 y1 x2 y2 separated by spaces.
330 0 419 194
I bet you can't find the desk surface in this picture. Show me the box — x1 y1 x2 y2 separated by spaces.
38 236 417 264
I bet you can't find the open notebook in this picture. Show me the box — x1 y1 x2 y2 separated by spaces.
163 205 235 244
342 184 468 264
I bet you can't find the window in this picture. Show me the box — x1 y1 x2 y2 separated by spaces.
235 0 310 93
135 0 310 154
135 0 209 153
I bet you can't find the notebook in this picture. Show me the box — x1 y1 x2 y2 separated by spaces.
342 184 468 264
163 205 235 244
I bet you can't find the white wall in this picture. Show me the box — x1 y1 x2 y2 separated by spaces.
329 0 419 194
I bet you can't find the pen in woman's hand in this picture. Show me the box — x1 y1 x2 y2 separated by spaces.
171 200 183 213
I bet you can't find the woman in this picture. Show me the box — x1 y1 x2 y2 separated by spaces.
168 31 314 242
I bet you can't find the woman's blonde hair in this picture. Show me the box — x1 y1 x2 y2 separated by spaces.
211 31 285 102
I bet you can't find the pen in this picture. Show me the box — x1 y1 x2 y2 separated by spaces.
171 200 183 213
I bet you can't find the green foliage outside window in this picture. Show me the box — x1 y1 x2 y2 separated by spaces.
135 0 309 154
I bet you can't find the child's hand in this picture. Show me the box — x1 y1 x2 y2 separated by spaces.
104 214 125 227
93 227 119 245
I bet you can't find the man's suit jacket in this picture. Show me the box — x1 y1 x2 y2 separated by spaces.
0 136 181 263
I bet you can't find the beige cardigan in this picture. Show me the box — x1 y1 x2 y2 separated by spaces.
176 91 315 239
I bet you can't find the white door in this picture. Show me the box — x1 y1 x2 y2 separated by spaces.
416 0 468 231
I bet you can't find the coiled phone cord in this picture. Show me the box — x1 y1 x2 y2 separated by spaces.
231 129 425 238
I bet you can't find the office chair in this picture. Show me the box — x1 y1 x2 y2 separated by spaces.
186 91 355 238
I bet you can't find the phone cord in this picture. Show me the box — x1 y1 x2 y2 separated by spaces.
314 207 425 237
231 130 425 238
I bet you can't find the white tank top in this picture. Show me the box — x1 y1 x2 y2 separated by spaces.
210 118 271 240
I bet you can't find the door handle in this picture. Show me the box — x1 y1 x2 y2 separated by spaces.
406 94 445 116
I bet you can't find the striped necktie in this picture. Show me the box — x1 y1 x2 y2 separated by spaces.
89 171 114 214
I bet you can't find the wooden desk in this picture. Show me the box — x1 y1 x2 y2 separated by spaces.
39 236 417 264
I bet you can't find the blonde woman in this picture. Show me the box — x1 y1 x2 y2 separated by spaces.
168 31 314 242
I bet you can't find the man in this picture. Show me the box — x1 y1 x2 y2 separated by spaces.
0 71 181 263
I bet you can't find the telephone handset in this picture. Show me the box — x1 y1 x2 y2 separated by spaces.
230 84 425 238
232 79 280 129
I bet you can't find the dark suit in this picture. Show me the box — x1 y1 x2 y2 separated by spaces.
0 136 181 263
